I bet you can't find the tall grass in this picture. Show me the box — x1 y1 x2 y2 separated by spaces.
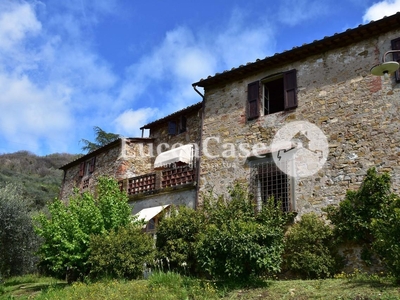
33 272 218 300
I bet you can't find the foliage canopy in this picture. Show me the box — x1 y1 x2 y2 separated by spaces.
80 126 119 153
34 177 132 281
0 183 40 278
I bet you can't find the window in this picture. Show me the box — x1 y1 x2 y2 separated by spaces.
249 156 294 212
167 115 187 135
247 69 297 120
391 37 400 83
79 157 96 177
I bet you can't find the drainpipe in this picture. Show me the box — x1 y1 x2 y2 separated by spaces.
192 84 204 210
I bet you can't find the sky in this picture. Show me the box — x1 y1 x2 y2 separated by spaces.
0 0 399 156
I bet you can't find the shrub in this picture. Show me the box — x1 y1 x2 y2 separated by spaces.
89 223 156 279
371 194 400 282
195 184 288 279
283 212 342 279
34 177 132 281
156 205 203 275
324 167 393 265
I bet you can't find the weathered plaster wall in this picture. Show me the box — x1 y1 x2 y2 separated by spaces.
130 188 196 214
199 30 400 216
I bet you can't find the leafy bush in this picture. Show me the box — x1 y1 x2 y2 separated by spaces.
371 194 400 282
34 177 132 281
324 167 392 264
89 224 155 279
283 212 342 279
195 184 288 279
0 183 40 278
156 205 203 275
156 184 288 280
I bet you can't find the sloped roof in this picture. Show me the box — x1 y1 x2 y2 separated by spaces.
59 137 154 170
140 101 203 130
192 12 400 89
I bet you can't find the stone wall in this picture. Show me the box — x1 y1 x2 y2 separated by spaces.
149 107 202 152
198 30 400 216
60 138 154 201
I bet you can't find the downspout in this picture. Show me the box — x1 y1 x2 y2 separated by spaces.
59 169 67 201
192 84 204 210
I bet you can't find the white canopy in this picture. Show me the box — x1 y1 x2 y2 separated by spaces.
154 144 193 169
134 204 171 222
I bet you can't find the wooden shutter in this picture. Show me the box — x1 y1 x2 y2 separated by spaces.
391 38 400 83
168 121 177 135
180 116 187 133
79 162 85 177
89 157 96 173
283 69 297 110
247 81 260 120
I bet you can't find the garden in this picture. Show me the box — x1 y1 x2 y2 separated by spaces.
1 168 400 299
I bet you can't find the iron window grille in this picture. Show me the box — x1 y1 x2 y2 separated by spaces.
249 157 294 212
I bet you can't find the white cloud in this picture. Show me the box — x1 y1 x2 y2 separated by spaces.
113 108 160 137
0 1 41 51
0 1 121 154
0 73 73 154
214 8 275 68
278 0 329 26
118 8 276 114
363 0 400 22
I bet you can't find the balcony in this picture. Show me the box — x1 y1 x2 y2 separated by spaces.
161 165 195 188
119 166 196 197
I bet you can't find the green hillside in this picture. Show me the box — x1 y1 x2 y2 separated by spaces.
0 151 79 210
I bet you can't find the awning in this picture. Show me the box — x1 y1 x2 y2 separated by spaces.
154 144 193 169
134 204 171 222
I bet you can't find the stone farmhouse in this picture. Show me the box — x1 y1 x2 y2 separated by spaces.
193 12 400 216
60 102 202 230
60 13 400 224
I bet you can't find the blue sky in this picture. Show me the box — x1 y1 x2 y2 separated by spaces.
0 0 399 156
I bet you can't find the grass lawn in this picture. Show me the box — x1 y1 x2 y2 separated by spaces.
1 272 399 300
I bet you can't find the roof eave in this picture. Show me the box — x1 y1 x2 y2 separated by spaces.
192 12 400 88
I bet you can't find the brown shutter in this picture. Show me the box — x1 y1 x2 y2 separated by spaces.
89 157 96 173
391 38 400 83
180 115 187 133
79 162 85 177
247 81 260 120
283 69 297 110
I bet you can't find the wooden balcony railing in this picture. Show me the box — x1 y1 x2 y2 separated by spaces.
161 165 195 188
126 173 156 195
119 166 196 196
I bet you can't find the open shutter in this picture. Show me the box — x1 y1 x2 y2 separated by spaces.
391 38 400 83
79 162 85 177
168 121 177 135
89 157 96 173
247 81 260 120
180 116 187 133
283 69 297 110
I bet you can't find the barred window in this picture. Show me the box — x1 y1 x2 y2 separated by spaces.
249 158 293 212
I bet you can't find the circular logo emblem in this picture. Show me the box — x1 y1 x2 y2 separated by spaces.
270 121 329 178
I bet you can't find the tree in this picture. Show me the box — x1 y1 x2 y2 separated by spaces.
0 183 40 278
80 126 119 153
34 177 132 282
